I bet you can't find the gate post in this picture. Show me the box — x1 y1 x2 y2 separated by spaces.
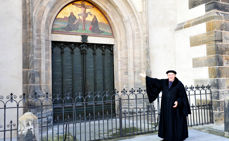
210 88 214 123
119 98 123 137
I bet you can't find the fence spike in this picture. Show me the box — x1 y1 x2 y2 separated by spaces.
195 85 200 90
201 85 205 90
129 88 135 94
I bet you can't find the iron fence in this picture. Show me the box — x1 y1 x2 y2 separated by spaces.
0 85 213 141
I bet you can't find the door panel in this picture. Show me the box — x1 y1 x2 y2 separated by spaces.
63 47 73 96
72 46 82 96
85 46 95 93
104 46 114 91
95 47 104 91
52 45 62 97
52 41 115 120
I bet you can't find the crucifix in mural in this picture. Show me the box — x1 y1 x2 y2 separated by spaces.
52 0 113 37
72 1 93 31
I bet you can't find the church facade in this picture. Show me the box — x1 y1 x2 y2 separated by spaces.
1 0 229 135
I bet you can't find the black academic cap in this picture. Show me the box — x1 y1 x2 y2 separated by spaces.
166 70 177 74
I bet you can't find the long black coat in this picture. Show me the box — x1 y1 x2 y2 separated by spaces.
146 76 191 141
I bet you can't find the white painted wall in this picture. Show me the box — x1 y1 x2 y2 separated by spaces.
147 0 207 85
0 0 22 95
176 0 205 24
175 0 207 85
0 0 22 137
175 23 207 85
147 0 177 79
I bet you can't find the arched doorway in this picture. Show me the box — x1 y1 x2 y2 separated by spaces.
22 0 147 127
22 0 147 102
51 0 114 98
51 0 115 118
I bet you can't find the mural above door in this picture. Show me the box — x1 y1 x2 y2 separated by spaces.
52 0 113 38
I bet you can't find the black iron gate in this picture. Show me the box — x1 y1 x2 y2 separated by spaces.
0 85 213 141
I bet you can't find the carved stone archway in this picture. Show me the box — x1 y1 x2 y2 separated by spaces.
22 0 147 95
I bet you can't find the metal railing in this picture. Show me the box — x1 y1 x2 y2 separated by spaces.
0 85 213 141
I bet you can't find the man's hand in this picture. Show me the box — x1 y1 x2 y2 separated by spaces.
139 73 146 78
173 101 178 108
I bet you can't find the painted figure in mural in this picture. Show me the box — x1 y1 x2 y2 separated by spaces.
89 15 104 33
72 1 93 31
52 1 113 37
140 70 191 141
64 12 80 31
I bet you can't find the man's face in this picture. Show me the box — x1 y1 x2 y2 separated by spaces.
167 73 176 82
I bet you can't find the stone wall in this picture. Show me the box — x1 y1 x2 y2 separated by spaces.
176 0 229 134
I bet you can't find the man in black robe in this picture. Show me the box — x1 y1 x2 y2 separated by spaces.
140 70 191 141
